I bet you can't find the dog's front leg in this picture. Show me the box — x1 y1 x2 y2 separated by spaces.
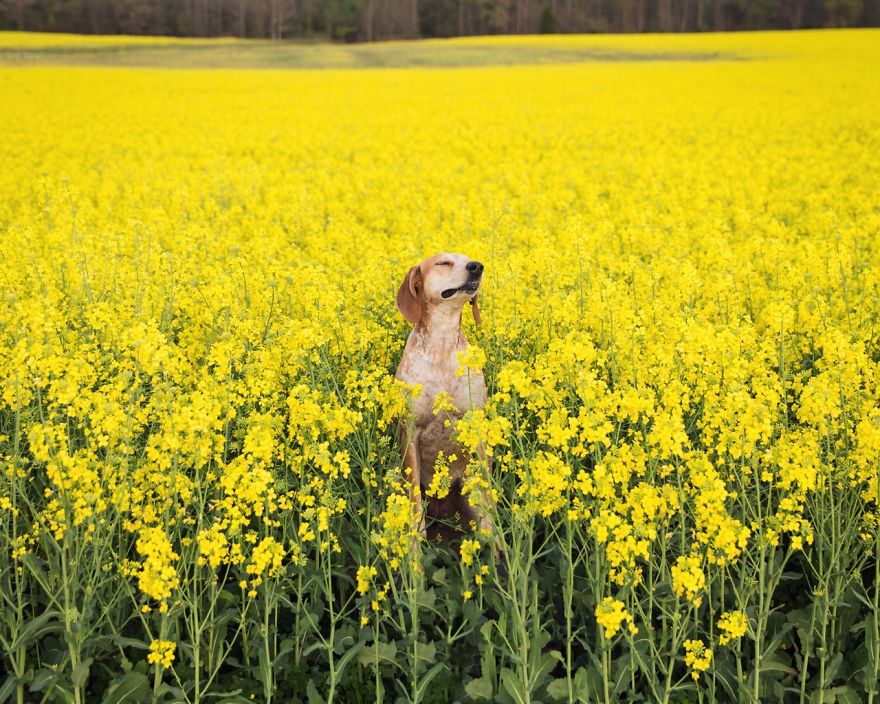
402 425 426 542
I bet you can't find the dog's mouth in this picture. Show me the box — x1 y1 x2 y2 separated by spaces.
441 280 480 299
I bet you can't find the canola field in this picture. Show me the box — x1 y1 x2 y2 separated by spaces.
1 29 880 704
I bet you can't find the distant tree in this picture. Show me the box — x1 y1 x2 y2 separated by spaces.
420 0 461 36
324 0 359 39
1 0 878 40
657 0 673 29
825 0 862 23
539 4 555 30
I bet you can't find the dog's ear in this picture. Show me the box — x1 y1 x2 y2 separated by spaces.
470 295 482 326
396 265 422 324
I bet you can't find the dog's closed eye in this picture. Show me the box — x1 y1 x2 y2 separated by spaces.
435 261 452 267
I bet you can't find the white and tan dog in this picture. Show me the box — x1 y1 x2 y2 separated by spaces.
394 252 496 545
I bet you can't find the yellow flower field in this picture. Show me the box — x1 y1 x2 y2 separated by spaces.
1 29 879 703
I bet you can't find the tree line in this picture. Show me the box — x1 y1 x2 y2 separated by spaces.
1 0 876 42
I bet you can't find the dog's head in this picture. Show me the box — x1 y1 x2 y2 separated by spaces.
396 252 483 326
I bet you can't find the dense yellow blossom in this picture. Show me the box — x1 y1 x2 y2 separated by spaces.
425 451 455 499
246 536 285 580
372 494 417 570
455 345 487 377
136 526 179 612
1 28 879 702
671 554 706 606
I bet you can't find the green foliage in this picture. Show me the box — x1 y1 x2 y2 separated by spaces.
539 6 555 34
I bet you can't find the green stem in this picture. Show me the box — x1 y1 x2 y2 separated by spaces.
868 536 880 704
565 518 574 704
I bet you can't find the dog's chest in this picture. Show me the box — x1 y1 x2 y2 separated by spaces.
396 332 487 483
396 344 486 423
416 367 484 423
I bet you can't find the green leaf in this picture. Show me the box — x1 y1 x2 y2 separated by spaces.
11 610 63 651
417 587 437 611
574 666 591 703
464 676 494 701
577 665 602 702
202 692 250 703
300 641 325 658
72 658 92 689
271 639 295 669
417 663 446 697
335 641 363 679
357 640 397 667
500 668 527 704
333 632 355 656
29 668 57 694
115 636 150 652
787 607 812 632
530 650 559 691
834 687 864 704
546 677 571 701
0 675 18 704
306 680 323 704
760 656 796 676
153 683 184 700
824 653 844 685
865 614 877 664
101 672 149 704
416 640 436 664
257 642 270 686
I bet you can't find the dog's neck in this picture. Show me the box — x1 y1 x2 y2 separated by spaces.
409 304 467 362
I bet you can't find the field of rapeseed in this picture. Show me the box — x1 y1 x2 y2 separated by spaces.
2 29 880 704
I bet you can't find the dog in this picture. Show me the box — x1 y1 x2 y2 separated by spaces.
394 252 496 548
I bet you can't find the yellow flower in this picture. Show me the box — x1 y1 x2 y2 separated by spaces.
684 639 712 680
356 565 377 595
648 410 689 459
432 392 459 416
147 640 176 669
372 494 417 566
460 538 481 567
197 524 229 569
455 345 486 377
717 611 748 646
517 451 571 518
135 527 179 610
454 409 511 458
595 597 637 639
425 451 455 499
246 536 285 580
671 554 705 606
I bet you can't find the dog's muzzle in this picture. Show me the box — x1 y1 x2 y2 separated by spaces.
441 278 481 299
441 260 483 299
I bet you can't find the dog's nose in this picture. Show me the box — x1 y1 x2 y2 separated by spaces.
466 261 484 275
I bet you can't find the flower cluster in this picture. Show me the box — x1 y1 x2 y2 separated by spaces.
147 640 176 669
717 611 749 647
595 598 637 639
683 639 712 680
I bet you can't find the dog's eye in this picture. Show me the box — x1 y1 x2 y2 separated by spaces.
435 261 452 267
